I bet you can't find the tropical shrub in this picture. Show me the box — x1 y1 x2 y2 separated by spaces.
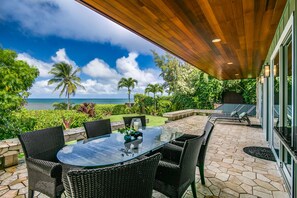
52 102 76 110
157 98 172 115
0 48 39 140
12 109 91 132
94 104 117 116
171 93 196 110
77 103 96 117
112 104 127 115
134 94 154 114
133 94 172 116
0 113 36 140
241 79 257 104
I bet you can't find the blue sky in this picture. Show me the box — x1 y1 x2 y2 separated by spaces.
0 0 165 98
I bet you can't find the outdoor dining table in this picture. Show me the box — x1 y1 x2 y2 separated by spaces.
57 126 183 168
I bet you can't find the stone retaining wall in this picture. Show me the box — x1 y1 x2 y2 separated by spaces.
163 109 223 121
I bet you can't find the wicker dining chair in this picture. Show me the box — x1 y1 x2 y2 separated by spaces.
83 118 112 138
18 126 66 198
154 135 205 198
64 153 161 198
171 121 215 185
123 115 146 127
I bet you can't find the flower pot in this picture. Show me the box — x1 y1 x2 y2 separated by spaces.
124 135 132 142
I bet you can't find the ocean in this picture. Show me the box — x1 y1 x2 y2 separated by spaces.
25 98 130 110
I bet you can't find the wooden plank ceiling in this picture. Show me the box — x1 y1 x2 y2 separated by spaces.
77 0 286 80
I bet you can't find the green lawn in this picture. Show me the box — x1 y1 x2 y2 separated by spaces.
103 114 168 126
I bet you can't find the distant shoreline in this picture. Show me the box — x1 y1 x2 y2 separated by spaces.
25 98 130 110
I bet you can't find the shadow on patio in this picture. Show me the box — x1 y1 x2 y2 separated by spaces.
0 116 289 198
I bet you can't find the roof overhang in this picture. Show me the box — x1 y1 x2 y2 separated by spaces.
77 0 287 80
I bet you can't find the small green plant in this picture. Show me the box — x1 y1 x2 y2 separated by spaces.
118 127 136 136
118 126 143 142
53 102 75 110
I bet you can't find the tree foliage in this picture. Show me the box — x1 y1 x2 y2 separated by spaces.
117 77 138 105
145 83 163 111
145 83 163 97
0 48 39 139
152 51 179 94
48 62 84 110
152 51 257 110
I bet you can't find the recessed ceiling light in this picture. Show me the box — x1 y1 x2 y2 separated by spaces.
212 38 221 43
227 62 233 65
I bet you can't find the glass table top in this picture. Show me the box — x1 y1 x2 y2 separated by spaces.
57 126 183 167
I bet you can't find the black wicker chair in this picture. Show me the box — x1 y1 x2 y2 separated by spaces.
171 121 215 185
18 126 66 198
123 115 146 127
154 135 205 198
83 119 112 138
64 153 161 198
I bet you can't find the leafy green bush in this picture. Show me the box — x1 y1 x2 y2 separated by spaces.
0 113 34 140
94 104 130 116
134 94 154 114
157 98 172 115
133 94 172 116
13 109 91 132
112 104 127 115
52 102 76 110
171 93 196 111
0 48 39 140
94 104 117 116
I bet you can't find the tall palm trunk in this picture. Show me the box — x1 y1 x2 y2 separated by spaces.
153 93 157 111
128 89 131 107
67 93 70 110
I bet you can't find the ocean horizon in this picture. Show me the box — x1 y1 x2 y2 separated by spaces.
25 98 130 110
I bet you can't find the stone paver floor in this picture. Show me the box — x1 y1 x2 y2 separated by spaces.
0 116 289 198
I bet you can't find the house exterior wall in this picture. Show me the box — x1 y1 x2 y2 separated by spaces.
261 0 296 197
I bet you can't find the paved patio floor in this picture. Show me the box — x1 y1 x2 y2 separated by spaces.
0 116 289 198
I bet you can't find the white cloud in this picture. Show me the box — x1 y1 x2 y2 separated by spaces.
116 52 163 87
17 48 77 78
78 79 118 95
82 58 120 80
21 49 163 98
30 80 57 97
0 0 163 54
51 48 77 67
17 53 53 78
30 78 119 98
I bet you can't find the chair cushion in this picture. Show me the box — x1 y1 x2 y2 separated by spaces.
230 111 237 117
239 112 247 118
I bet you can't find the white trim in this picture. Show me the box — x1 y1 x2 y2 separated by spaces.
271 14 294 61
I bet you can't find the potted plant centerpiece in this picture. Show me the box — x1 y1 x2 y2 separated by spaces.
118 126 143 142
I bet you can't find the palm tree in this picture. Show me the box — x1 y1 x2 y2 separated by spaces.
118 77 138 106
145 83 163 111
48 62 85 110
